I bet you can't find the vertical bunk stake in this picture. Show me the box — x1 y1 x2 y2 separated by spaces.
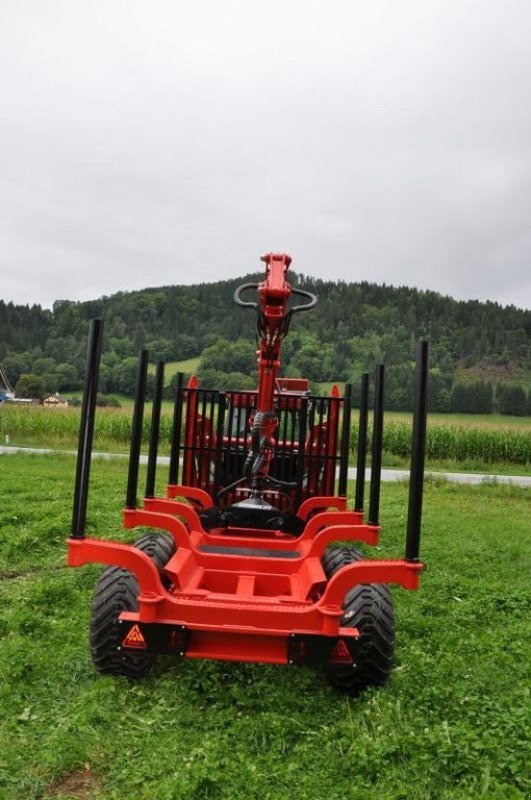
337 383 352 497
306 395 317 497
405 340 429 562
315 396 326 495
168 372 184 486
368 364 385 526
213 391 226 498
126 349 149 510
71 318 104 539
145 360 165 499
295 398 308 511
354 373 369 512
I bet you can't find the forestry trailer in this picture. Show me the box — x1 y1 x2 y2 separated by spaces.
67 252 428 694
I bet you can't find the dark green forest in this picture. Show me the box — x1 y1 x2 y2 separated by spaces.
1 273 530 413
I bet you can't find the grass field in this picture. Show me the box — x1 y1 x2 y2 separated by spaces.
62 392 176 413
147 358 201 385
0 454 529 799
383 410 531 430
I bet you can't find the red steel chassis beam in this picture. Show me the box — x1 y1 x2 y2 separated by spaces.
67 505 422 664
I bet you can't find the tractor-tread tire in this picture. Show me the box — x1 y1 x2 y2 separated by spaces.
322 546 395 695
321 545 365 578
90 566 152 679
89 532 176 679
132 531 176 576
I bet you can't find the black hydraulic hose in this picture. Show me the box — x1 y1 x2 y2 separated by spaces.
243 412 276 478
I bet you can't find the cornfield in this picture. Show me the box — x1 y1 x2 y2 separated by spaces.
0 405 174 447
1 405 530 464
350 422 531 465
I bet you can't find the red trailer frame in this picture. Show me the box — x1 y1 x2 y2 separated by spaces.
67 255 429 690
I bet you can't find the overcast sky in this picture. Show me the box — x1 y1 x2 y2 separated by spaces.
1 1 530 311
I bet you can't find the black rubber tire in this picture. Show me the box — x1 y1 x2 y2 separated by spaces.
322 545 365 578
89 532 176 678
90 566 152 678
132 531 176 576
322 546 395 695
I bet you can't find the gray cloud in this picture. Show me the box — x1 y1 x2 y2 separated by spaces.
1 0 530 309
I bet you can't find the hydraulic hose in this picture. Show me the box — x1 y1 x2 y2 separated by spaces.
243 412 276 478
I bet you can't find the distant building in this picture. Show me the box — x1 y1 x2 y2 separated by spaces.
42 393 70 408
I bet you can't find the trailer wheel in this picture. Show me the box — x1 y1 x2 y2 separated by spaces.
321 545 365 577
89 533 176 678
133 531 176 581
322 547 395 695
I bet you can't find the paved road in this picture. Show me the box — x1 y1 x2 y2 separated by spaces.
2 445 530 487
373 467 531 487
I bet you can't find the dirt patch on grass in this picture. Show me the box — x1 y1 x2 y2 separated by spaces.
0 565 67 581
49 768 100 799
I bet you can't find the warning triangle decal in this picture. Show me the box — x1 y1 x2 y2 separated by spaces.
329 638 353 664
122 624 147 650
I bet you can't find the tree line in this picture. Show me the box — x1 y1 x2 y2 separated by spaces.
0 273 530 415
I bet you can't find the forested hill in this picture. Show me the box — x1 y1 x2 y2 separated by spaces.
1 274 530 412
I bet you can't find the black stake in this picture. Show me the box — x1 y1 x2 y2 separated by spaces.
295 398 308 510
337 383 352 497
368 364 385 525
405 341 429 562
213 391 226 497
145 360 165 499
71 319 103 539
168 372 184 486
126 349 149 510
354 373 369 512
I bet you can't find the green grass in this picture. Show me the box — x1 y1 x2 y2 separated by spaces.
382 410 531 430
62 392 175 413
382 454 531 477
147 357 201 385
0 454 530 799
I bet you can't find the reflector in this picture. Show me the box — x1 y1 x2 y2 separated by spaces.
329 638 353 664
